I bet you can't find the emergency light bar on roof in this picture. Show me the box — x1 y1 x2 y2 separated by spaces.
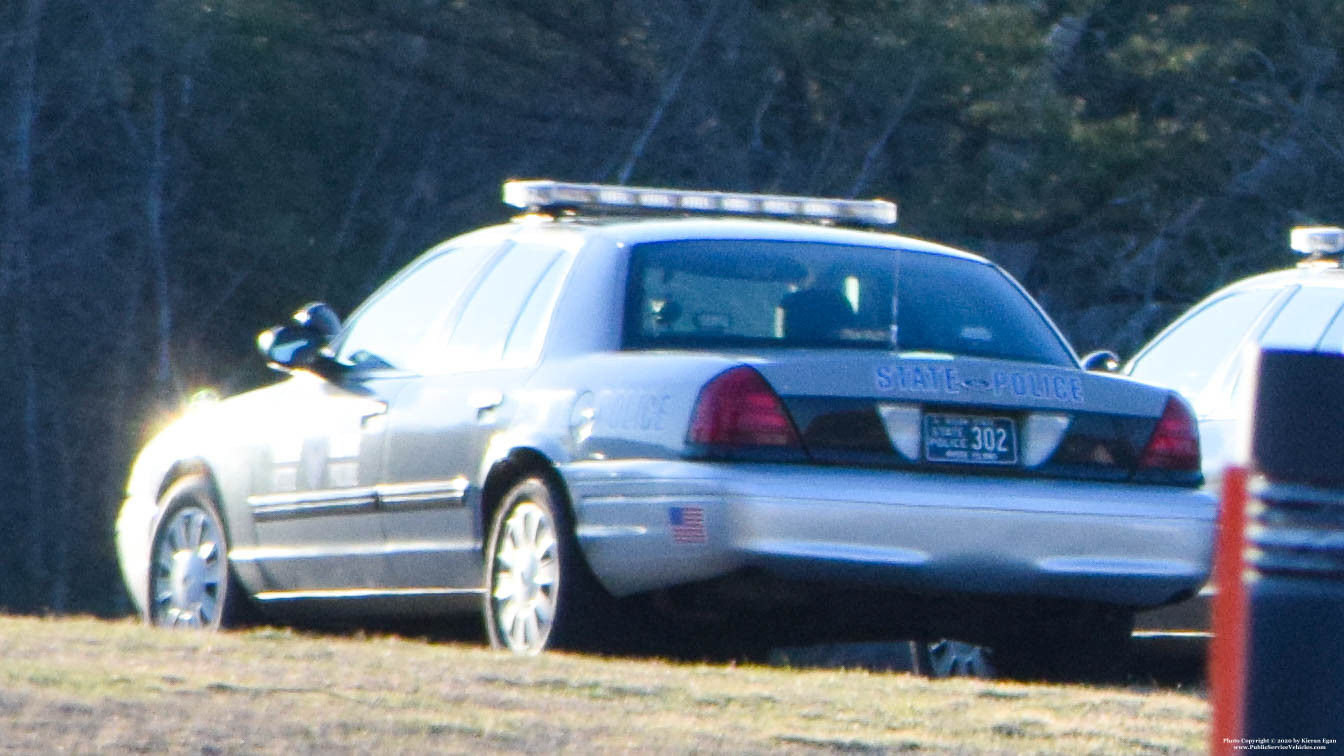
1290 225 1344 260
502 180 898 227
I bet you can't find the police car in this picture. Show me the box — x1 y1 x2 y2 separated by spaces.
1129 226 1344 491
115 180 1214 669
1128 225 1344 637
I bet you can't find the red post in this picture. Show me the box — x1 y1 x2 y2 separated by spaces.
1209 464 1248 755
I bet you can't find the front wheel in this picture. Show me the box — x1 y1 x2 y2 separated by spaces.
483 476 612 654
146 475 246 629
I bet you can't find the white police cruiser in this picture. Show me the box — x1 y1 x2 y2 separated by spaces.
1128 226 1344 638
116 180 1214 672
1129 226 1344 491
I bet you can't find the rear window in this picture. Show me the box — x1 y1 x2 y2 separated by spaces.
623 239 1074 366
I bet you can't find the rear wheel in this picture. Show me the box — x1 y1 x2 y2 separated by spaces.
146 475 247 629
483 476 613 654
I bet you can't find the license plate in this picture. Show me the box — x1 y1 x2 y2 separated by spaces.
923 414 1018 465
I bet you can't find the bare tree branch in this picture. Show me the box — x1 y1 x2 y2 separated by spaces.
615 0 727 185
848 69 925 198
321 80 412 298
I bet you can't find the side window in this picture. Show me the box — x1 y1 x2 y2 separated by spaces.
1317 299 1344 353
439 243 567 370
1261 287 1344 351
1127 288 1280 399
334 242 499 370
1227 287 1344 407
502 253 571 364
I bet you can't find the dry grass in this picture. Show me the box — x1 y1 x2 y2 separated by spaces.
0 614 1207 754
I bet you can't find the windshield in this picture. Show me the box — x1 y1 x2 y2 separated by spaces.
623 239 1074 366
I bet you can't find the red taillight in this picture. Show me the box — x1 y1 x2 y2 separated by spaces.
1139 395 1200 472
687 366 801 448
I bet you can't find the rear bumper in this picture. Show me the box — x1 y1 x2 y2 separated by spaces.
563 460 1215 609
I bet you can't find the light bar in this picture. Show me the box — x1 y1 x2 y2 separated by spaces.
502 180 898 226
1290 226 1344 258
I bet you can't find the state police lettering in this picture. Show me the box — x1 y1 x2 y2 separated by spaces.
599 390 672 433
874 364 1084 402
874 364 962 393
992 370 1084 402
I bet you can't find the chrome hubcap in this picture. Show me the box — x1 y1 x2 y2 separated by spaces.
491 501 559 652
151 506 225 628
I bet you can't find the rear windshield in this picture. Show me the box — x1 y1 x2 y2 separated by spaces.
623 239 1074 366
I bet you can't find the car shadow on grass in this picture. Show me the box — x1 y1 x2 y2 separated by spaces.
765 636 1206 690
263 612 1208 691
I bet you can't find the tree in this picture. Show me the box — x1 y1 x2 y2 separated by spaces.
4 0 1344 615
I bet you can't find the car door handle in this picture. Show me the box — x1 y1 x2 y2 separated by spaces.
469 390 504 411
469 390 504 423
360 402 388 426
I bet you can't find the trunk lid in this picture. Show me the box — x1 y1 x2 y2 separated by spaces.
749 352 1190 484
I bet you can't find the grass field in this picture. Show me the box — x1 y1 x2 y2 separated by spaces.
0 614 1208 754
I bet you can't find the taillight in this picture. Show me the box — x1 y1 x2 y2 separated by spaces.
1139 395 1200 472
687 366 801 448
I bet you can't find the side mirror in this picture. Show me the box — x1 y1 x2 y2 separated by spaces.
257 303 345 374
257 324 323 370
292 302 342 340
1081 349 1121 372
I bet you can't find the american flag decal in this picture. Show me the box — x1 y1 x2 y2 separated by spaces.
668 506 707 544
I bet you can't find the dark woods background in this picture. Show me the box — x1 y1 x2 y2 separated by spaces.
4 0 1344 614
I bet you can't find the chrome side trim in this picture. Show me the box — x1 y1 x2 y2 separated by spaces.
252 586 484 602
576 524 651 539
1130 630 1212 640
580 494 715 507
376 478 469 511
231 540 477 563
247 479 469 522
247 488 377 522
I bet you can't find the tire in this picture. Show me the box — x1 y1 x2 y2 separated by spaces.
482 476 611 654
146 475 248 630
912 638 998 679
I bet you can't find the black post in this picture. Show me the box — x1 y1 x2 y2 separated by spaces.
1242 348 1344 744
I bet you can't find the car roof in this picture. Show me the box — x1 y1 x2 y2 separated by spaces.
500 213 992 263
1125 261 1344 375
1209 263 1344 295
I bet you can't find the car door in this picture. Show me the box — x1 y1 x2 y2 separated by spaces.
241 371 398 595
374 240 574 590
258 238 508 600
